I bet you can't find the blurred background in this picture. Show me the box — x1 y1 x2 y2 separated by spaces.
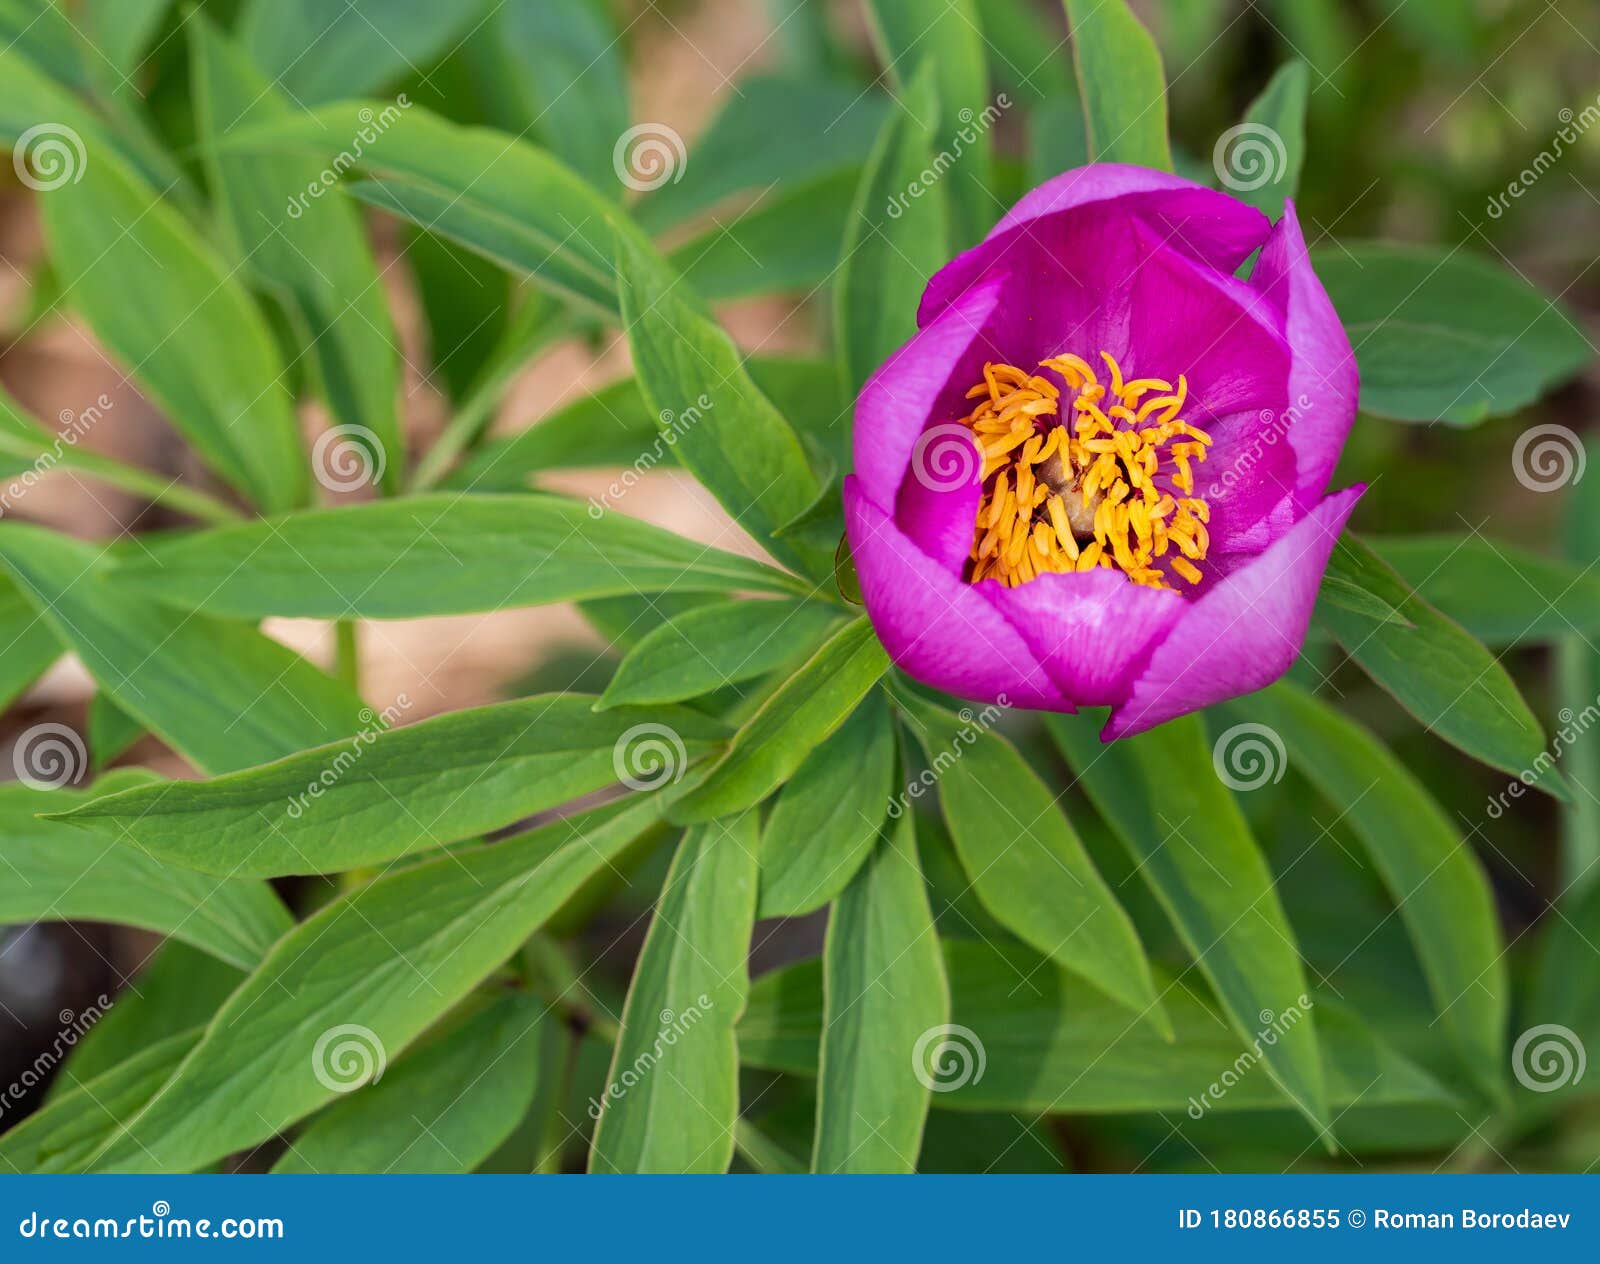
2 0 1598 1170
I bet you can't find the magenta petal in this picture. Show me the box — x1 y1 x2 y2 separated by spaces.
852 273 1005 514
980 568 1184 707
1104 485 1365 738
920 164 1271 328
1249 202 1360 508
844 478 1067 710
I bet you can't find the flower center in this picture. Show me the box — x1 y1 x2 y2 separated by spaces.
960 351 1212 590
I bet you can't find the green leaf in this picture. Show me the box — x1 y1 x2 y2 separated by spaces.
85 0 170 76
106 494 806 620
1028 94 1089 187
741 940 1454 1116
49 942 241 1098
671 168 859 301
0 1030 201 1173
87 692 144 769
598 599 842 711
1558 442 1600 892
1314 568 1413 630
758 689 896 918
0 774 290 970
1320 534 1565 799
1313 243 1592 425
238 0 489 103
814 808 948 1173
469 0 627 196
0 0 93 89
899 693 1166 1032
51 695 726 877
442 357 841 493
83 795 665 1173
39 143 307 513
0 525 364 774
1049 712 1331 1134
406 230 511 405
191 18 403 495
272 994 544 1174
667 619 890 825
1220 683 1508 1101
618 237 830 578
835 66 952 398
590 815 759 1173
212 101 652 317
1373 534 1600 646
0 571 59 711
633 76 888 232
978 0 1075 107
1064 0 1172 171
1222 61 1308 219
865 0 993 243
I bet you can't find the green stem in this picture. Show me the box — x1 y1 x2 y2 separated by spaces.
334 620 360 693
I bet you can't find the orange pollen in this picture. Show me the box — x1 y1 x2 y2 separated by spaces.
960 351 1212 590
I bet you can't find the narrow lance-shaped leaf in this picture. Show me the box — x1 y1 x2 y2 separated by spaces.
597 599 843 711
590 813 760 1174
0 525 364 775
84 795 666 1174
667 618 890 825
1314 243 1592 426
742 940 1454 1118
51 695 727 878
1219 61 1308 220
1049 711 1331 1135
106 494 808 621
814 806 949 1173
0 773 291 971
1373 534 1600 646
39 142 307 513
0 570 59 712
1064 0 1172 171
899 692 1166 1034
272 994 545 1174
191 17 403 495
238 0 489 103
836 65 952 398
864 0 993 244
1219 682 1508 1102
618 236 831 578
210 101 653 317
1320 533 1566 799
759 689 896 918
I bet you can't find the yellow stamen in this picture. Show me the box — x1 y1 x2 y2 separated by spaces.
952 351 1214 591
